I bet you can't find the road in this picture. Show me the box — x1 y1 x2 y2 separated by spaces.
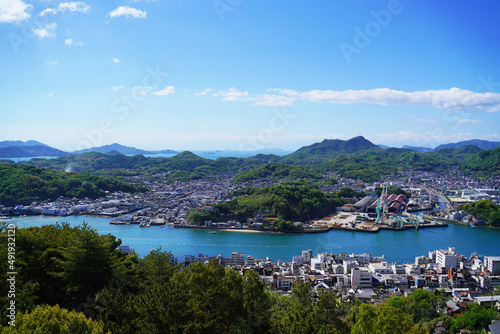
424 186 454 210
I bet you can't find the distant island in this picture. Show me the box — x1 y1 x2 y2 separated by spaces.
0 140 178 158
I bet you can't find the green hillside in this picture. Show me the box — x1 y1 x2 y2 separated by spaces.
428 145 483 164
231 163 320 184
459 147 500 176
315 148 454 182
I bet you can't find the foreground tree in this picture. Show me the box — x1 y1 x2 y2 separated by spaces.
2 305 106 334
350 303 426 334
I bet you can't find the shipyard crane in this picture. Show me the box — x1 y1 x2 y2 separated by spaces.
389 215 407 228
408 214 424 229
375 184 388 224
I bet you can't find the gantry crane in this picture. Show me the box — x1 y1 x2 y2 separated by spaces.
375 184 388 224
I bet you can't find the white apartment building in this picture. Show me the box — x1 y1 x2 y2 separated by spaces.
405 264 421 275
343 260 359 274
392 264 406 275
368 262 391 274
351 267 372 288
302 249 312 264
436 247 458 271
484 256 500 275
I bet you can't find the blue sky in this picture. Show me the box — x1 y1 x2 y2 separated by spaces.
1 0 500 152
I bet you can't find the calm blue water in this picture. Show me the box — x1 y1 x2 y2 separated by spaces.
5 215 500 263
11 150 293 163
7 156 58 162
143 150 293 160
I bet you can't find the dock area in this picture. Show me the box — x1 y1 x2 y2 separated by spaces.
310 212 448 233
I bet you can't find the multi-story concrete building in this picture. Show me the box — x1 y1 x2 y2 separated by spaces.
351 267 372 288
436 247 458 271
484 256 500 275
230 252 245 266
368 262 391 274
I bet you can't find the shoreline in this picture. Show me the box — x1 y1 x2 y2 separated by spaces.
173 221 448 234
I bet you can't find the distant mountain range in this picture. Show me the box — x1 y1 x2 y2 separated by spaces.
434 139 500 151
2 137 500 177
389 140 500 153
0 141 178 158
72 143 178 155
402 145 434 153
0 140 52 149
0 145 67 158
17 136 500 182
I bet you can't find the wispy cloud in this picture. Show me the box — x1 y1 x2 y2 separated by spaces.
48 92 54 96
0 0 32 24
458 119 485 124
64 38 83 46
33 23 57 39
151 86 175 96
47 61 58 65
195 88 213 96
253 94 296 106
412 118 437 124
213 87 249 102
215 87 500 112
112 85 125 91
376 131 500 146
39 1 90 17
108 6 146 19
111 58 120 63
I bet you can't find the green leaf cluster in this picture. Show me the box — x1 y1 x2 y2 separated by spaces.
459 199 500 227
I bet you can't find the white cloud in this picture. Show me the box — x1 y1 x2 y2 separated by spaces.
108 6 146 19
0 0 32 24
413 118 437 124
375 131 500 146
33 23 57 39
195 88 213 96
253 94 296 106
132 86 152 95
48 92 53 96
112 85 124 91
111 58 120 63
59 2 90 13
216 87 500 112
64 38 83 46
213 87 249 102
39 1 90 17
458 119 485 124
39 8 56 16
151 86 175 96
47 61 58 65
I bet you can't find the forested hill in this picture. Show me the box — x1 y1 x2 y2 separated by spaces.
459 146 500 176
279 136 380 165
0 163 146 205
